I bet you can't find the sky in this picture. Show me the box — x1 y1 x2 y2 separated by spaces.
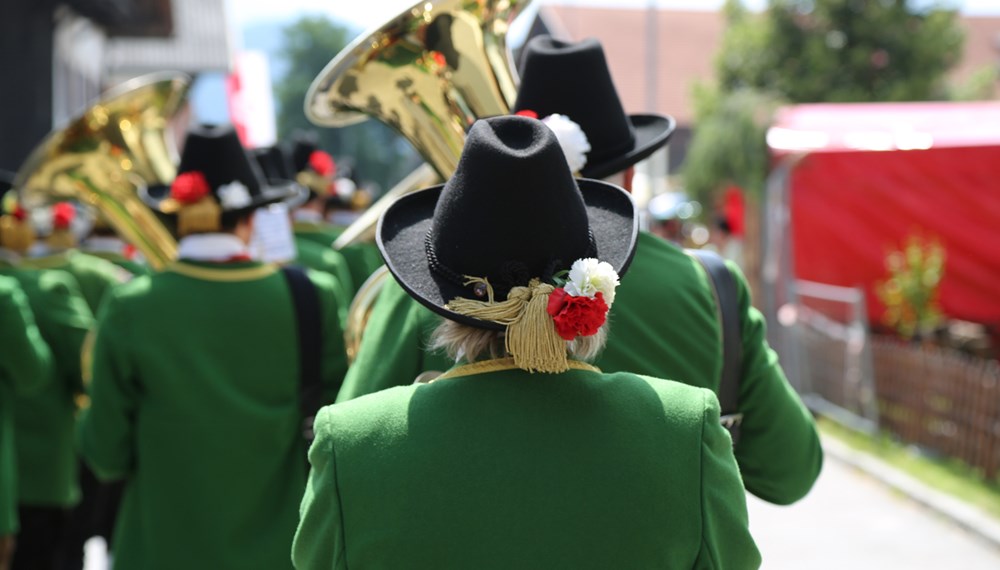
226 0 1000 35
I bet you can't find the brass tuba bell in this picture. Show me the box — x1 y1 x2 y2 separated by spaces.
14 72 190 270
307 0 530 250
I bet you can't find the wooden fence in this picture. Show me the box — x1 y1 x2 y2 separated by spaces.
872 336 1000 479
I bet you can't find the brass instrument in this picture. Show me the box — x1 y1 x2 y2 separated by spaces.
344 264 392 362
307 0 529 250
308 0 530 359
14 72 190 269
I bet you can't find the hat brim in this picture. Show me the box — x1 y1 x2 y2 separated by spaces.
580 114 677 180
377 179 639 331
139 180 303 215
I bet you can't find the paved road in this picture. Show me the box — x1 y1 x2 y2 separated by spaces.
747 443 1000 569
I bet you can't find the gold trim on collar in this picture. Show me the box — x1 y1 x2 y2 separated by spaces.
166 261 278 282
433 357 601 382
21 252 71 269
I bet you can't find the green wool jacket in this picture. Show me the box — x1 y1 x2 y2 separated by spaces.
338 231 823 505
0 262 94 508
295 363 761 569
78 259 349 570
23 249 129 314
0 276 54 533
294 236 353 327
294 223 384 296
83 250 151 277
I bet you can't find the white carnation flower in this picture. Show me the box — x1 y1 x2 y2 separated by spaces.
541 114 591 174
564 258 620 306
218 180 252 209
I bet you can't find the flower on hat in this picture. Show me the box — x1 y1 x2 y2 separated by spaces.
52 202 75 230
564 257 620 306
541 114 591 174
308 150 336 178
516 110 591 173
217 180 252 209
12 205 27 222
171 171 211 204
545 258 620 341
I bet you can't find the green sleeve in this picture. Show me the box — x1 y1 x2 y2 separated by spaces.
309 270 349 405
728 261 823 504
0 278 53 396
71 253 129 315
292 407 347 570
337 278 451 403
77 291 137 481
695 389 762 570
36 271 94 397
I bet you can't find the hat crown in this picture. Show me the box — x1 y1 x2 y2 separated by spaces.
252 145 295 181
176 125 265 195
513 36 636 166
428 116 592 293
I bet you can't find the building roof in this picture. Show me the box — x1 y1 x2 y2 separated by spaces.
541 5 1000 127
104 0 231 79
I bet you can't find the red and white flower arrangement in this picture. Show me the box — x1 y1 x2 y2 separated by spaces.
546 258 620 341
516 110 591 173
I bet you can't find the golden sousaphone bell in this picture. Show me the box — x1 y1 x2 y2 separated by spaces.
306 0 530 250
307 0 530 361
14 72 190 269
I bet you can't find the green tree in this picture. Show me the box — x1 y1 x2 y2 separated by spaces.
684 0 966 201
274 16 420 194
718 0 965 103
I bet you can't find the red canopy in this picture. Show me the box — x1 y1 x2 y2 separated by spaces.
768 102 1000 325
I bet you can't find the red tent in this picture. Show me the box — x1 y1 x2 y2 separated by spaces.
767 101 1000 325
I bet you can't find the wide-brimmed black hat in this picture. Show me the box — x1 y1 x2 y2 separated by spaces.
288 130 338 200
378 115 638 331
141 124 301 214
513 36 676 180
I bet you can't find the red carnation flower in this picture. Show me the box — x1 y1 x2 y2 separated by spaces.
515 110 539 119
546 288 608 341
308 150 336 178
52 202 75 229
12 205 27 221
170 171 211 204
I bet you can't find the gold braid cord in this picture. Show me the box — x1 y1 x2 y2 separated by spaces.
177 197 222 236
0 216 35 254
446 277 569 373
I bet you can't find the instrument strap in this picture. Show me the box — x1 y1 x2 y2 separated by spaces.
688 249 743 445
281 266 324 444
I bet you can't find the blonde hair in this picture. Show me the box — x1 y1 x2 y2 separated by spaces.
429 319 609 365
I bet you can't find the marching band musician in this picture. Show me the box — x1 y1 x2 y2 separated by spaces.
0 276 53 570
20 202 129 315
80 213 150 277
77 125 348 570
0 192 94 570
253 143 354 324
293 116 761 569
288 132 383 297
336 36 822 506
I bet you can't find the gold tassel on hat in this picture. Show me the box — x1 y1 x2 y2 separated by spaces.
46 228 77 250
176 197 222 236
0 214 36 254
447 277 569 373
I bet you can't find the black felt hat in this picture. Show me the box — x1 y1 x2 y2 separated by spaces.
288 130 337 199
377 115 638 331
141 124 301 214
251 144 309 209
513 36 676 180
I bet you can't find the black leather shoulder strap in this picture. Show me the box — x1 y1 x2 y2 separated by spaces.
688 249 743 443
281 265 324 441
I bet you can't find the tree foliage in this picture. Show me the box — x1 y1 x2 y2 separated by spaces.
684 0 966 201
274 16 420 194
718 0 965 103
